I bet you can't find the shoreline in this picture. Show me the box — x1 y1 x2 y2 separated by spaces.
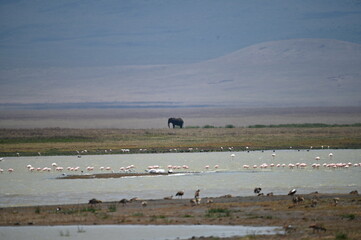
1 192 360 239
57 171 199 179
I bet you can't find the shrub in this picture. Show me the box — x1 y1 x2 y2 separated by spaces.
35 207 41 214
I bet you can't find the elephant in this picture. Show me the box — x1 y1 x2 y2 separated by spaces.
168 118 184 128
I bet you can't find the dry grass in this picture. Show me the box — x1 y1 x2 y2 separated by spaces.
1 127 361 156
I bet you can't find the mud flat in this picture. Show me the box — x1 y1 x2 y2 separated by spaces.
0 193 360 240
57 171 198 179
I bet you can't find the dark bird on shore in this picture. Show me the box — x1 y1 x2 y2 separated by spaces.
176 191 184 199
309 224 326 233
254 187 262 194
333 197 340 206
88 198 102 204
119 198 129 206
288 189 297 195
195 189 200 199
349 190 358 195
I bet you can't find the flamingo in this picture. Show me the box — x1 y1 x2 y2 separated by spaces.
86 166 94 171
299 163 307 168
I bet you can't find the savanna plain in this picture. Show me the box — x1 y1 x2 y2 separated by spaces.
1 107 361 240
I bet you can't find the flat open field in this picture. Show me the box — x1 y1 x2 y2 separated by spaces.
1 193 360 240
1 126 361 156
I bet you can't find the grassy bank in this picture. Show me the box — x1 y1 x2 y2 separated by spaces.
1 194 360 240
1 126 361 156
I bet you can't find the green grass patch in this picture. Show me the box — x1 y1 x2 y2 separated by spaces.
35 206 41 214
341 213 356 220
335 232 349 240
205 208 231 218
132 212 144 217
80 207 97 213
108 204 117 212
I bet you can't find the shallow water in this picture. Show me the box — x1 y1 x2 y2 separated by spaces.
0 225 282 240
0 149 360 207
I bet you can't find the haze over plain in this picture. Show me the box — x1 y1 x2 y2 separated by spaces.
1 0 361 109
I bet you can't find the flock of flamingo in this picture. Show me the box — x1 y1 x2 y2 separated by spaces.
0 151 360 174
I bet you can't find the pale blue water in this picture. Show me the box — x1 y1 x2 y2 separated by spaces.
0 149 360 207
0 225 283 240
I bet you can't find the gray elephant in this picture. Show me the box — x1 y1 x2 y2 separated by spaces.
168 118 184 128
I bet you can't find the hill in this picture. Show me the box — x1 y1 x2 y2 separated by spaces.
1 39 360 108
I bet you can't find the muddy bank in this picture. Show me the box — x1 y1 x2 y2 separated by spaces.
57 171 198 179
1 193 360 239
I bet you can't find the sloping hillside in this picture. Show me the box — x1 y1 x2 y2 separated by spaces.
1 39 360 107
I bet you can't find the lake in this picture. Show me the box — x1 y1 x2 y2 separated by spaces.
0 225 283 240
0 149 360 207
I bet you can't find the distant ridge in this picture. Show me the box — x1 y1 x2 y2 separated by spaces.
1 39 360 108
0 101 216 110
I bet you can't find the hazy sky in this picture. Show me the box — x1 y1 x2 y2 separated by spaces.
1 0 361 69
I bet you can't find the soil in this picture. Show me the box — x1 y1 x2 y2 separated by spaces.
1 192 360 240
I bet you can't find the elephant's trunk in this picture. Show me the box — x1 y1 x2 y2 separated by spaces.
168 119 171 128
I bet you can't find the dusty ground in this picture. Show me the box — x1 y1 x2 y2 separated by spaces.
1 193 360 239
